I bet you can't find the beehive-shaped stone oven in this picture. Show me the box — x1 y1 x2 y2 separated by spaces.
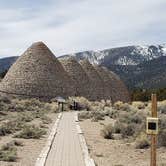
59 57 93 100
108 70 130 102
79 59 104 100
101 67 130 102
94 66 114 100
0 42 75 99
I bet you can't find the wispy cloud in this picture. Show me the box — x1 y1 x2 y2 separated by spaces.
0 0 166 58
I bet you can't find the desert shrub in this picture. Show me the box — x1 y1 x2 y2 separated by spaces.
132 101 146 109
119 110 145 125
113 101 123 110
17 112 34 122
158 129 166 147
129 113 144 124
90 101 105 111
9 140 23 147
135 132 150 149
103 107 112 115
0 95 11 104
41 115 52 124
158 116 166 147
101 124 114 139
121 123 136 138
0 120 24 136
118 112 132 124
114 101 131 112
48 102 59 112
113 121 125 134
0 101 10 112
78 111 93 120
0 143 17 162
91 111 105 122
108 109 119 119
32 111 44 118
15 125 46 139
159 116 166 129
105 100 112 107
158 101 166 114
12 98 45 112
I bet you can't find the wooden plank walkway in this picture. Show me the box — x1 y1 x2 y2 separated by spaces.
45 112 85 166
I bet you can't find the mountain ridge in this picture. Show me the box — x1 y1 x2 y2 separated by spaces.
60 44 166 65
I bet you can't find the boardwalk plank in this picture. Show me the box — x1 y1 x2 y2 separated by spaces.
45 112 85 166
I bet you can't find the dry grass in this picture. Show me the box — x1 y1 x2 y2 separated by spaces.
77 97 166 149
101 124 114 139
0 141 21 162
0 95 58 164
14 125 47 139
135 132 150 149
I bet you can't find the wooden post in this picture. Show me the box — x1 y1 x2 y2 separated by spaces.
151 94 157 166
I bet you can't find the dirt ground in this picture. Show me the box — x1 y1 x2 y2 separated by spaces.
0 112 57 166
80 117 166 166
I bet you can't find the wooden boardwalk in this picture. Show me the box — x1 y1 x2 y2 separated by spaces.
45 112 85 166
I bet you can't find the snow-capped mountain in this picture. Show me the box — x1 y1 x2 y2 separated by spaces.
60 44 166 66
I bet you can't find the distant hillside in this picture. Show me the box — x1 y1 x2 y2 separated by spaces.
105 56 166 89
0 56 18 73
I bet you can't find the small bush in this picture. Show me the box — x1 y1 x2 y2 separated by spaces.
159 116 166 129
101 124 114 139
11 140 23 147
0 95 11 104
15 125 46 139
105 100 112 107
158 101 166 114
135 132 150 149
91 111 105 122
0 120 24 136
41 115 52 124
0 144 17 162
17 113 34 122
158 129 166 147
108 109 119 119
78 112 92 120
121 123 136 138
113 121 125 134
132 101 146 109
114 102 131 112
103 107 112 116
129 113 144 124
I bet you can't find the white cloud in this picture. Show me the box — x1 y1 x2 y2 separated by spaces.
0 0 166 58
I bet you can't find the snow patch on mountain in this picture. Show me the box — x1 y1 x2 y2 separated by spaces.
116 56 137 65
60 44 166 66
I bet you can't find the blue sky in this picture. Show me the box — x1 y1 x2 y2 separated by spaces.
0 0 166 58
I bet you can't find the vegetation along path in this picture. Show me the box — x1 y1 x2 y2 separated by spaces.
45 112 86 166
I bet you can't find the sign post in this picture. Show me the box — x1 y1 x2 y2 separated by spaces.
150 94 158 166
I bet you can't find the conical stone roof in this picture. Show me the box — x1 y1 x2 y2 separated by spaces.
0 42 76 99
94 66 113 100
59 57 93 100
94 66 130 102
79 59 104 100
102 67 130 102
108 70 130 102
